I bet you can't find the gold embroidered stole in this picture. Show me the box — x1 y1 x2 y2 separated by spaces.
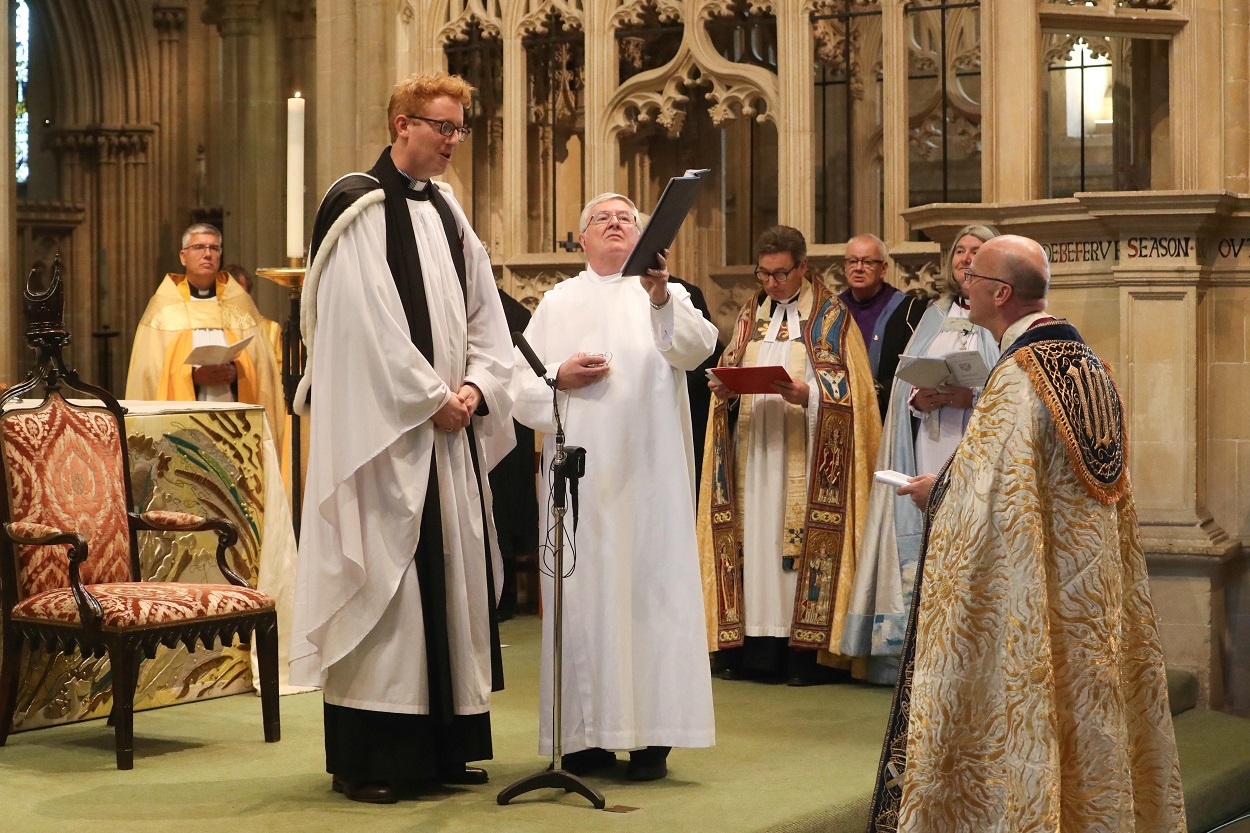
707 282 859 650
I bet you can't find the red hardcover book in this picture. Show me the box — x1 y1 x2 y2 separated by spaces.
706 365 793 395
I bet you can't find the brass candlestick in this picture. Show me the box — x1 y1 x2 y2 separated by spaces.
257 257 306 540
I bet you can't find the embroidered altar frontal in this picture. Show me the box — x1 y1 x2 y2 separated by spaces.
8 406 266 731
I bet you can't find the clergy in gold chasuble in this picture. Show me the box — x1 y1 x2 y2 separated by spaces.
126 273 285 449
868 318 1186 833
698 280 879 655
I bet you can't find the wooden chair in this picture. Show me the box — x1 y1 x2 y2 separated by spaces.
0 257 280 769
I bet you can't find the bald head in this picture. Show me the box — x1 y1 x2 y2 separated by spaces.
965 234 1049 339
986 235 1050 302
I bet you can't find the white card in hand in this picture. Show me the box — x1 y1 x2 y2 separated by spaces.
874 470 911 489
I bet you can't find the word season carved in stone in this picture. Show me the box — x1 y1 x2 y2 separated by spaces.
1124 236 1193 259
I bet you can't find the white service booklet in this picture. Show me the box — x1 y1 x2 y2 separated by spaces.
894 349 989 389
183 334 254 367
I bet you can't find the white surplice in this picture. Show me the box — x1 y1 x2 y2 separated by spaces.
511 269 718 754
911 303 980 474
738 286 820 636
289 186 514 715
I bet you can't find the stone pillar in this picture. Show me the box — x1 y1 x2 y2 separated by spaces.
153 4 188 271
315 0 391 195
880 0 908 245
216 0 284 274
1222 0 1249 194
775 0 814 234
46 133 97 367
980 0 1041 201
50 127 159 392
582 2 615 200
216 0 260 262
1172 0 1227 190
500 13 527 262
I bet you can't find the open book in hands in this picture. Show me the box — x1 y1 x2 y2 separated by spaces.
894 349 989 389
706 365 792 395
183 334 254 367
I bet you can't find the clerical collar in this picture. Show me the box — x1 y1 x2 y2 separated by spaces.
767 289 801 315
763 288 803 343
955 295 970 310
585 265 624 282
397 168 432 200
188 281 215 300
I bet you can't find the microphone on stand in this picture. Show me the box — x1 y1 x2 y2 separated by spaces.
498 339 602 809
512 331 552 385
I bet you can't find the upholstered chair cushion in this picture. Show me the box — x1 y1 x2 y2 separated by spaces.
12 582 274 629
1 395 133 597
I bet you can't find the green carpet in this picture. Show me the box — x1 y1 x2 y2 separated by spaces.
2 614 1246 832
0 615 891 833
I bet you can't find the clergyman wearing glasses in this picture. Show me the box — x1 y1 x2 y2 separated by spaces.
700 224 880 687
838 234 927 420
125 221 284 447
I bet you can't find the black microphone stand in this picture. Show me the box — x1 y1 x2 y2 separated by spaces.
497 350 604 811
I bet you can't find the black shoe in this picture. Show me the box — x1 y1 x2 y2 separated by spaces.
332 776 398 804
439 765 489 785
787 675 820 687
560 747 617 775
626 746 670 781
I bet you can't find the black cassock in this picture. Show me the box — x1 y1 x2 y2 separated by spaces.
671 277 723 495
491 289 539 619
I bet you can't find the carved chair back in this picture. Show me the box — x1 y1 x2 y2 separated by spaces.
0 255 142 617
0 394 139 603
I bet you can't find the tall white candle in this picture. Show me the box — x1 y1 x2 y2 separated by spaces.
286 93 305 260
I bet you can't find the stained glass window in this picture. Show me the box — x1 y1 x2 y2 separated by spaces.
15 0 30 184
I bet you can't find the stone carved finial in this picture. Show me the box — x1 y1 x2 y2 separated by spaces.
438 0 503 43
518 1 584 36
612 0 684 28
696 0 775 22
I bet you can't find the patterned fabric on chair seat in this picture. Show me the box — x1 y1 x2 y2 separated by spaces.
12 582 274 629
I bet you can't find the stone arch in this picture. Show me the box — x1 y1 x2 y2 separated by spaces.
597 1 778 148
39 0 155 126
23 0 161 390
